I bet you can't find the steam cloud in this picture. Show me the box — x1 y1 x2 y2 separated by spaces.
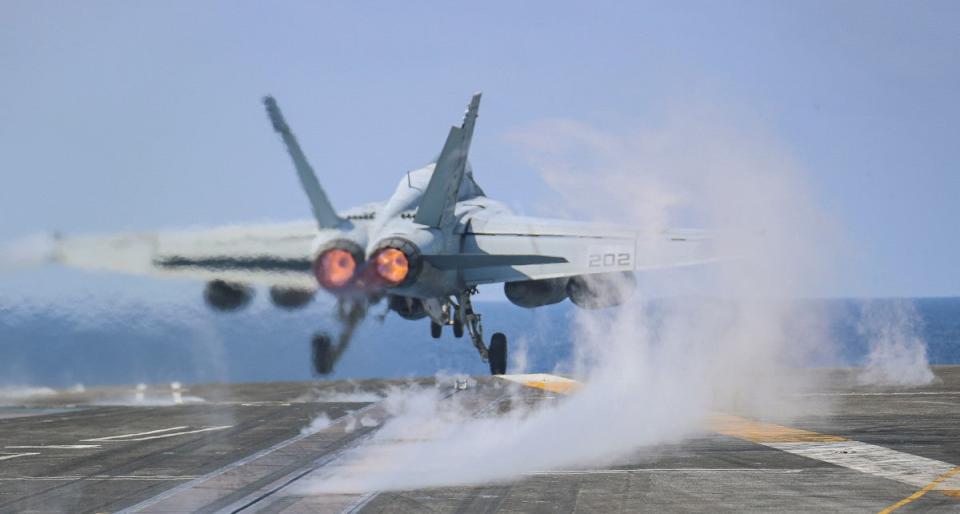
856 300 935 387
0 233 56 271
295 108 877 495
1 105 930 495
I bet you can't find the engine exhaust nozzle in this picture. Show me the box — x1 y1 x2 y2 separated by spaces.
314 240 364 291
369 238 422 288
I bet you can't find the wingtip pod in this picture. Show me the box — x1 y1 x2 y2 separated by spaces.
460 92 482 144
465 92 482 120
262 95 289 134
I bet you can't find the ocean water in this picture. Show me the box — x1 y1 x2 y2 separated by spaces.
0 296 957 388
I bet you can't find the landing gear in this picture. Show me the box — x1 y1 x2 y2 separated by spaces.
458 289 489 363
488 332 507 375
424 290 507 375
311 334 336 375
310 298 370 376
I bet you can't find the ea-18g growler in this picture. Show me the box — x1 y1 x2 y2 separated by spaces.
52 93 714 375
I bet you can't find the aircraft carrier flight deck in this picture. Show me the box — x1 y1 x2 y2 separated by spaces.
1 367 959 513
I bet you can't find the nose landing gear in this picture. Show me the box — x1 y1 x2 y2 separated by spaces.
310 298 370 376
311 333 337 375
311 291 508 376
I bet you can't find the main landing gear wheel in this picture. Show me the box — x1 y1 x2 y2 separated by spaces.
430 321 443 339
311 333 336 375
488 332 507 375
453 318 464 338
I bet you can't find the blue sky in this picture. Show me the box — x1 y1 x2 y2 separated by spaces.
1 1 958 297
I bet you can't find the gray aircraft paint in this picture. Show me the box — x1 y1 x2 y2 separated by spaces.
50 94 716 302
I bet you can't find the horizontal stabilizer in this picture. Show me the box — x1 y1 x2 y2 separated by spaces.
263 96 343 229
423 253 567 270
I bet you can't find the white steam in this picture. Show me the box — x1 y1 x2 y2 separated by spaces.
296 109 848 494
513 111 841 414
857 300 935 387
0 233 56 271
0 385 56 403
301 412 332 435
508 335 530 374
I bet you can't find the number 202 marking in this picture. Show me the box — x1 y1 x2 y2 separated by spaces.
588 253 631 268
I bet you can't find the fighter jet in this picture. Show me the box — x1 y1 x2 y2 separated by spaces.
50 93 715 375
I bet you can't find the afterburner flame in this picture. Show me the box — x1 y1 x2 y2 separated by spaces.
316 248 356 289
373 248 409 286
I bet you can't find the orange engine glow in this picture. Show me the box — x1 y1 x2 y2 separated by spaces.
316 249 356 289
373 248 409 286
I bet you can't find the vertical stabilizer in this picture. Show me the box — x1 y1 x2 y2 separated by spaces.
263 96 344 229
414 92 482 229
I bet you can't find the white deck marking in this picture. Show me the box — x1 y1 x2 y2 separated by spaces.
82 426 189 442
509 374 960 499
5 445 100 449
125 425 231 441
768 440 960 492
0 475 199 481
710 415 960 495
801 391 960 396
527 468 807 475
0 452 40 461
117 402 383 514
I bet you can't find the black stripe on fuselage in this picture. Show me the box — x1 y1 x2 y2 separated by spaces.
422 254 568 270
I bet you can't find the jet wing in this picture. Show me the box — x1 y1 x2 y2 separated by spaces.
50 221 320 289
459 214 716 285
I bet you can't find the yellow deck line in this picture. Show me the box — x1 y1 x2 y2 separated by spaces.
499 373 581 395
878 466 960 513
500 373 960 507
708 414 847 443
519 380 580 394
505 375 844 443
